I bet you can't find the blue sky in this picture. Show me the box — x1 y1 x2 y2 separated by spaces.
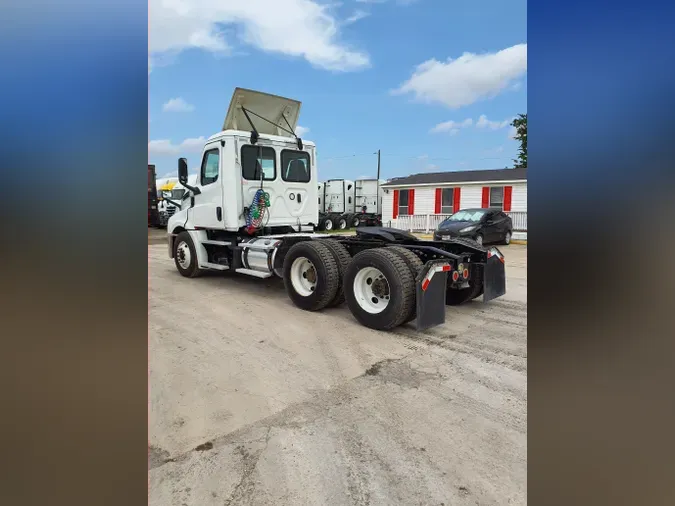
149 0 527 180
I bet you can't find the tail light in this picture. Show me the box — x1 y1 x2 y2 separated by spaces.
452 271 460 282
463 268 469 279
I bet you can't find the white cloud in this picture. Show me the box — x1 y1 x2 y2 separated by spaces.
162 97 195 113
476 114 512 130
431 115 515 135
149 0 370 72
430 117 473 134
344 9 370 25
296 125 310 137
393 43 527 109
149 137 207 156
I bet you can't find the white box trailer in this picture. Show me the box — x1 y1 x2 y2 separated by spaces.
166 87 507 331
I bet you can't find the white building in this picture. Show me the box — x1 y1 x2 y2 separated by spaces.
381 167 527 238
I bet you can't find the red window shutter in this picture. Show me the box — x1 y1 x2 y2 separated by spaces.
481 187 490 208
434 188 442 214
393 189 399 219
408 189 415 215
503 186 513 212
453 187 461 213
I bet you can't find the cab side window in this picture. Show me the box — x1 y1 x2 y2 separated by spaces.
201 149 219 185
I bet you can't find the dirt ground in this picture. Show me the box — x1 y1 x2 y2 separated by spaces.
149 235 527 506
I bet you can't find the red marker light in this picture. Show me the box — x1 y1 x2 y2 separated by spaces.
452 271 459 282
463 269 469 279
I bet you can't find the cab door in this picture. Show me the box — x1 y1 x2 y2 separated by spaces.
190 142 225 229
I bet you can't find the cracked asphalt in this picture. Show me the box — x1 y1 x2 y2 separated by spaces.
149 240 527 505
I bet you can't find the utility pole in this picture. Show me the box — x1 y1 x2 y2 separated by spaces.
375 149 381 215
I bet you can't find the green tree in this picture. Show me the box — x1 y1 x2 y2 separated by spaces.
511 114 527 168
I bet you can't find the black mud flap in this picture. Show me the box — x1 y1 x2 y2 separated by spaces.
415 260 450 331
483 247 506 302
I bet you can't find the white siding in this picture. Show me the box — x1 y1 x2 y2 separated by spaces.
413 187 435 215
459 185 483 209
510 183 527 212
382 191 394 225
381 180 527 222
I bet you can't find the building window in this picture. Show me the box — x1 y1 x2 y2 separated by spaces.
201 149 220 185
242 145 276 181
489 186 504 209
398 189 409 215
441 188 454 214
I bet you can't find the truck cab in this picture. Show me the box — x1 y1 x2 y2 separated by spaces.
168 88 318 237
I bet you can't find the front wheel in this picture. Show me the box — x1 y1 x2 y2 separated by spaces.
337 218 347 230
322 217 334 231
344 248 416 331
352 216 361 227
173 231 204 278
503 231 512 245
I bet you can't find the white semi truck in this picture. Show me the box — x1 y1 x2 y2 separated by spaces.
166 88 506 331
316 178 384 230
317 179 355 230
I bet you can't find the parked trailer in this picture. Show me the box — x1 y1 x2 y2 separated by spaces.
166 88 506 331
317 179 355 231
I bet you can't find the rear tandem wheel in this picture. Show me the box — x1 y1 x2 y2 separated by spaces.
282 241 340 311
344 248 416 331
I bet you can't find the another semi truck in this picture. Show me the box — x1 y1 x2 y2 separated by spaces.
317 179 355 230
316 178 383 230
148 164 160 227
166 88 506 331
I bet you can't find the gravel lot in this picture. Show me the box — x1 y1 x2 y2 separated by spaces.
149 235 527 505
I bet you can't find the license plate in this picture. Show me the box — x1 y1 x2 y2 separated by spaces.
442 235 450 240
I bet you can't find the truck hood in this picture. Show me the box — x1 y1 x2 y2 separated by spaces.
223 87 302 138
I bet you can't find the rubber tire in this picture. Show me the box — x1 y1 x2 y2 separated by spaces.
446 263 484 305
322 217 334 231
319 239 352 307
503 231 512 245
283 241 340 312
337 218 347 230
474 234 484 247
344 248 416 331
352 216 361 227
387 246 424 324
173 231 204 278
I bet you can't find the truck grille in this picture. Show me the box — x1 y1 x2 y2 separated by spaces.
167 207 176 216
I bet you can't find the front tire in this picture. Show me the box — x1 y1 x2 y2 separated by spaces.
344 248 416 331
352 216 361 227
283 241 340 311
322 217 334 231
337 218 347 230
503 231 512 245
173 231 204 278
